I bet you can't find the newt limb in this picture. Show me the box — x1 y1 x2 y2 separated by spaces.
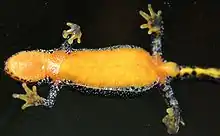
12 83 45 110
159 83 185 134
139 4 162 35
62 22 82 44
162 107 185 134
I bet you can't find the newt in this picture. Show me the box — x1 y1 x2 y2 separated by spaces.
4 4 220 134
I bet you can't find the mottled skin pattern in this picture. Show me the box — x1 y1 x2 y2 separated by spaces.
4 4 220 134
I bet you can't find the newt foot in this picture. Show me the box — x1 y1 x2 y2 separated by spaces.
62 22 82 44
12 83 45 110
139 4 162 35
162 107 185 134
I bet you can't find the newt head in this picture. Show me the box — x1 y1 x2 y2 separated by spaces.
4 50 47 82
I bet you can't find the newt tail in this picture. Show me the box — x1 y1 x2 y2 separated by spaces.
179 66 220 79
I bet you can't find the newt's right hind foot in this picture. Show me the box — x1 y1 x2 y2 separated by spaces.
62 22 82 44
162 107 185 134
12 83 45 110
139 4 162 35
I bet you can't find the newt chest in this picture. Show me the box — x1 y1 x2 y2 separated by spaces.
57 47 162 88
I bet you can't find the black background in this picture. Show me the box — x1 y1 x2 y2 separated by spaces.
1 0 220 135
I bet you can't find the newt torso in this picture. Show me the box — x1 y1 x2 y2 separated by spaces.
58 46 161 88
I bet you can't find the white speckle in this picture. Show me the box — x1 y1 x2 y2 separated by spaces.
164 1 172 7
42 65 45 70
193 1 197 4
48 61 60 74
44 1 48 7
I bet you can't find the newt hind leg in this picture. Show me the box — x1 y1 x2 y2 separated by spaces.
139 4 162 35
139 4 163 56
159 83 185 134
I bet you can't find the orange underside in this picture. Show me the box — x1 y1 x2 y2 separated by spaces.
57 48 161 88
5 47 166 88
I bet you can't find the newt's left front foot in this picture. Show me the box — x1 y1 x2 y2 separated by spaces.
162 107 185 134
12 83 45 110
139 4 162 35
62 22 82 44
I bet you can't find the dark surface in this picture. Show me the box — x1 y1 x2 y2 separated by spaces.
1 0 220 136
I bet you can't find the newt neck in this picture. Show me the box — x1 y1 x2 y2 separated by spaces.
46 50 69 80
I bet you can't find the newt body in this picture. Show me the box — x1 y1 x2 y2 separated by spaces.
4 4 220 134
5 45 177 88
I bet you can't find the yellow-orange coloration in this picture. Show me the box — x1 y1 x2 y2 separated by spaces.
59 48 157 88
5 51 48 82
4 47 180 88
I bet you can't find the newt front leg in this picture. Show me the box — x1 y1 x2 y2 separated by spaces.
13 82 62 110
62 22 82 44
60 22 82 53
12 83 45 110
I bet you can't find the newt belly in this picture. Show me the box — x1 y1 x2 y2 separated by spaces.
57 47 159 88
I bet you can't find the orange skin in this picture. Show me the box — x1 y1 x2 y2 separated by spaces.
4 46 179 89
